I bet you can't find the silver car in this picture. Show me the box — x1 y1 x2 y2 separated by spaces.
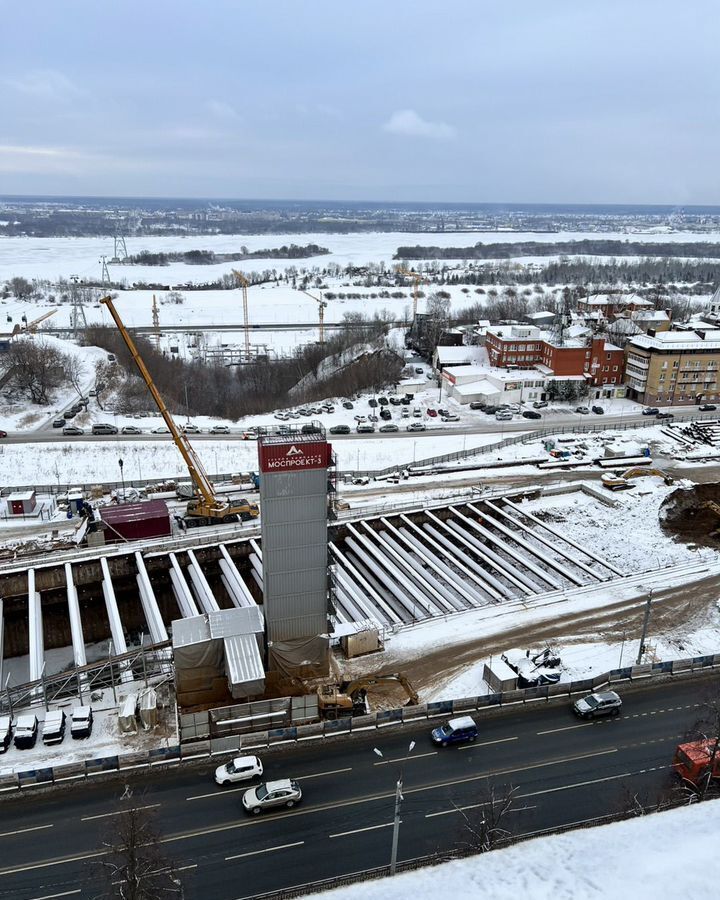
573 691 622 719
242 779 302 814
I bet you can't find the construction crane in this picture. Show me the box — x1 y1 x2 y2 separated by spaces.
395 267 429 320
151 294 160 348
301 289 327 344
19 310 57 334
99 295 259 528
232 270 251 360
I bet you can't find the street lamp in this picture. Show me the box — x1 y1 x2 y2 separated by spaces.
118 458 125 503
373 740 416 875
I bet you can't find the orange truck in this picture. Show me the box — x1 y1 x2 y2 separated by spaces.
673 739 720 788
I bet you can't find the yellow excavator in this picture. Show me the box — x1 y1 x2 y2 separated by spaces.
100 296 259 528
317 672 419 718
601 467 674 492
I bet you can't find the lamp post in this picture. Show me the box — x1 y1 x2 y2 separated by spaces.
118 458 125 503
374 740 416 875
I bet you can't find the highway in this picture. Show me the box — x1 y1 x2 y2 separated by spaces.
0 675 714 900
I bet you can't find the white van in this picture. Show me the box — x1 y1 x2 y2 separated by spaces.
43 709 66 745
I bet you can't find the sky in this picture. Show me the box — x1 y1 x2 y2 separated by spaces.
0 1 718 204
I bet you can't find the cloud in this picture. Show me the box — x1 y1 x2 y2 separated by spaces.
383 109 456 141
4 69 83 102
206 99 239 120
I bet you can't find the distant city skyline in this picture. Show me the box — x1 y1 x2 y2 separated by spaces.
1 1 717 204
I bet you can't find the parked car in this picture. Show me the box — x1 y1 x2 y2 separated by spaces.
379 423 399 432
0 716 12 752
63 425 84 436
400 397 411 405
483 405 499 415
380 409 392 420
329 424 351 434
441 414 460 422
356 423 375 433
152 426 171 434
495 411 513 421
591 405 605 415
354 415 367 422
427 408 437 417
407 422 426 431
183 424 201 433
378 397 389 406
52 418 65 428
401 408 410 418
368 414 379 422
415 367 424 374
533 400 548 409
522 410 542 419
469 401 486 410
368 398 378 408
210 425 230 435
342 401 354 409
215 754 263 786
0 429 7 438
412 408 422 418
242 779 302 814
301 423 321 434
92 423 119 435
642 407 659 416
14 714 38 749
71 706 93 739
389 397 401 406
322 404 335 413
63 410 76 420
700 403 717 411
121 425 142 435
575 406 590 414
42 710 66 746
431 715 478 746
573 691 622 720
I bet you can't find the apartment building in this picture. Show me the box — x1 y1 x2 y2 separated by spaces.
625 330 720 405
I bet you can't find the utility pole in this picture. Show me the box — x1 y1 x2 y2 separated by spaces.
373 740 416 876
636 590 653 665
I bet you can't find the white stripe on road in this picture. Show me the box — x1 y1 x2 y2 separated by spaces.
330 822 394 838
374 752 437 766
298 767 353 780
226 841 304 861
0 823 54 838
458 736 519 750
81 803 160 821
28 892 80 900
536 722 599 735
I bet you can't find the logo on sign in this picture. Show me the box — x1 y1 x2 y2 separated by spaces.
285 445 303 457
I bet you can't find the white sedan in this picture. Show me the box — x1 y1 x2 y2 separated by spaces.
214 754 263 786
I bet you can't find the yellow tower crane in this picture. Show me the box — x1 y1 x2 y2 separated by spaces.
395 267 429 320
301 289 328 345
21 309 57 333
232 270 251 360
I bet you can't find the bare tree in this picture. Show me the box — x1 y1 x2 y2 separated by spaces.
96 789 183 899
8 338 68 404
6 276 34 300
65 354 86 397
452 783 519 853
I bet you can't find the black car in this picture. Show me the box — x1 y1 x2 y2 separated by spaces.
700 403 717 411
329 424 351 434
656 411 674 421
591 405 604 415
301 424 321 434
484 405 499 415
368 398 378 408
469 402 485 410
389 397 402 405
522 410 542 419
378 397 389 406
400 397 411 405
342 401 354 410
642 407 659 416
380 409 392 420
0 716 11 752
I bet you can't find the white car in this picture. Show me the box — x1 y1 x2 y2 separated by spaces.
152 426 171 434
214 754 263 786
441 414 460 422
242 778 302 814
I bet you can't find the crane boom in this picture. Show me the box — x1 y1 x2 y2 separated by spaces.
395 267 428 320
99 295 227 515
301 289 327 344
232 270 251 360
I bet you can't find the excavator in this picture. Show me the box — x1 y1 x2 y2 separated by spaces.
601 467 674 492
100 296 259 528
317 672 419 718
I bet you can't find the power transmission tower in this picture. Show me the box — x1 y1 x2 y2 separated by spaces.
112 230 128 262
151 294 161 348
69 275 88 340
100 255 111 289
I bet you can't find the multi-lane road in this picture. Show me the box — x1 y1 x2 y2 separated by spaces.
0 676 714 900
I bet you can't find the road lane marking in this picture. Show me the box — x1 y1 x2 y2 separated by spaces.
81 803 160 821
374 752 437 766
186 768 352 800
537 722 599 735
0 823 54 838
28 892 81 900
330 822 393 838
517 771 634 798
226 841 304 861
458 736 519 750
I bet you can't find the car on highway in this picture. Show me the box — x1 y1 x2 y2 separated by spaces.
215 754 263 786
533 400 548 409
242 779 302 814
14 714 38 749
91 423 119 435
71 706 93 739
642 407 659 416
152 426 171 434
575 406 590 414
407 422 426 431
700 403 717 411
431 715 478 746
379 423 399 432
357 423 375 433
182 424 201 433
656 412 674 421
121 425 142 435
210 425 230 435
329 424 351 434
522 410 542 419
52 418 65 428
0 716 12 752
62 425 84 436
573 690 622 719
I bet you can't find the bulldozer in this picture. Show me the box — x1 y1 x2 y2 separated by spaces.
317 672 419 718
601 467 674 492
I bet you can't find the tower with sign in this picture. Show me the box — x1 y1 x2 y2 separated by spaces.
257 430 333 675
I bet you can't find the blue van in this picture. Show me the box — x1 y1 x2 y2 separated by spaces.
431 715 478 746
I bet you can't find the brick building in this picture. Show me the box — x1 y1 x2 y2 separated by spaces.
625 330 720 405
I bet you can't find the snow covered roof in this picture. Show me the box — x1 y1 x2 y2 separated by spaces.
604 342 622 352
633 309 670 322
434 346 483 364
453 380 499 396
581 292 651 306
629 330 720 351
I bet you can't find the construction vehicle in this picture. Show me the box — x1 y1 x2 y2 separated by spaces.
317 672 419 718
673 738 720 789
601 467 674 491
99 296 259 528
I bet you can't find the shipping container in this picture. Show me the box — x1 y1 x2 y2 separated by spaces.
100 499 171 543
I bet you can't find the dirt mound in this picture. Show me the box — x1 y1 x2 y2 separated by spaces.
660 482 720 548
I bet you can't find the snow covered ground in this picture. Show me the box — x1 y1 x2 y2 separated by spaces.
315 798 720 900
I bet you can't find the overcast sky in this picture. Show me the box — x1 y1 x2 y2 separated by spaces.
1 1 718 203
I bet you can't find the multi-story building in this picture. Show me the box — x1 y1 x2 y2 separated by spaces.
576 293 654 320
625 330 720 405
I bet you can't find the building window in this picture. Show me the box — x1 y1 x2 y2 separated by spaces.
612 365 618 371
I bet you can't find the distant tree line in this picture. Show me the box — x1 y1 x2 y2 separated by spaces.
121 244 329 266
395 240 720 260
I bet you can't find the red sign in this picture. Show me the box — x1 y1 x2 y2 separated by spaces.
259 440 331 474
